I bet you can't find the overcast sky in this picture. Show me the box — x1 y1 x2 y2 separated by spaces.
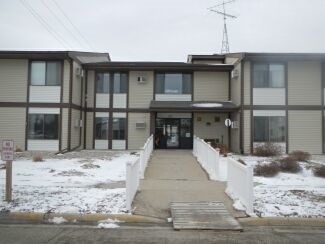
1 0 325 61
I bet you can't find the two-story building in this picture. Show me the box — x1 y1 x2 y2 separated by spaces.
0 51 324 154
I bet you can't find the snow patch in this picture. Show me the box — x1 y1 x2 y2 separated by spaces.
49 217 67 224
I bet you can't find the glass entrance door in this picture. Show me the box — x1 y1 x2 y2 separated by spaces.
155 117 192 149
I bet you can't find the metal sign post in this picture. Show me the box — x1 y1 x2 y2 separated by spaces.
2 140 14 202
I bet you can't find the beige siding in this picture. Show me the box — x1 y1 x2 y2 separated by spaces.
61 108 69 150
71 109 81 149
86 112 93 149
288 61 322 105
288 110 322 154
128 113 150 149
0 59 28 102
231 63 241 105
0 107 26 150
230 112 240 153
72 61 82 105
129 71 153 108
192 60 223 64
63 60 70 103
87 70 95 108
193 113 229 145
243 110 251 154
225 57 240 65
194 72 229 101
243 61 251 105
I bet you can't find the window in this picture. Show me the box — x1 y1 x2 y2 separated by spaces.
31 61 62 86
254 116 285 142
113 73 127 93
155 73 192 94
95 117 109 139
28 114 59 139
96 73 110 93
113 118 126 140
253 63 285 88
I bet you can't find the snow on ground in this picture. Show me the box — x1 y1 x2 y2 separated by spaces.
49 217 67 224
231 155 325 217
0 152 138 214
97 218 121 228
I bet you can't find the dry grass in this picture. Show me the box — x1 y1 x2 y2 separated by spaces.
313 165 325 178
253 143 282 157
32 154 44 162
215 144 230 156
15 147 23 152
278 156 302 173
254 162 280 177
289 150 311 162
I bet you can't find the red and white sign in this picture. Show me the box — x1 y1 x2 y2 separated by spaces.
1 140 14 161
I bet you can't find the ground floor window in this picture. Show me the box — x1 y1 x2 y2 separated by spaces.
28 114 59 139
113 118 126 140
95 117 109 139
254 116 285 142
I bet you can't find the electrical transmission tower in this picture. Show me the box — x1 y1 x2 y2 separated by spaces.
208 0 237 54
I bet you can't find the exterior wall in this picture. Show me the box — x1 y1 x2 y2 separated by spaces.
253 88 285 105
231 63 241 105
243 61 251 105
192 60 223 64
63 60 70 103
193 72 229 101
72 61 82 106
288 110 322 154
230 112 240 153
128 113 150 149
29 86 61 103
243 110 251 154
87 70 95 108
61 108 69 150
155 94 191 101
86 112 93 149
71 108 81 149
0 107 26 150
0 59 28 102
288 61 322 105
193 113 229 145
129 71 154 108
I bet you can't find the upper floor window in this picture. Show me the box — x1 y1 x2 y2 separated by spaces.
31 61 62 86
96 73 110 93
253 63 285 88
113 73 127 93
155 73 192 94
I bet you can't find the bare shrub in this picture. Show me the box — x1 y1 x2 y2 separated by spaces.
313 165 325 178
15 147 23 152
253 143 282 157
215 144 230 156
32 154 44 162
278 156 302 173
289 150 311 162
254 162 280 177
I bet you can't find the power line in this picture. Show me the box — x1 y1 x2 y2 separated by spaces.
51 0 93 49
41 0 87 49
20 0 70 49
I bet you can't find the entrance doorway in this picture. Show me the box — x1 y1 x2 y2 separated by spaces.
155 118 192 149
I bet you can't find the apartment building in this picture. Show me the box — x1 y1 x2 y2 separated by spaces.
0 51 324 154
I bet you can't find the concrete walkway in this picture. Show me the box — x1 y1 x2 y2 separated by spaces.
133 150 245 219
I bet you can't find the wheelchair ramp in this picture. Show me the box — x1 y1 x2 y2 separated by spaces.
171 201 242 230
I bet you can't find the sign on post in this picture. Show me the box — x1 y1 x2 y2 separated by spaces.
2 140 14 202
225 118 232 127
2 140 14 161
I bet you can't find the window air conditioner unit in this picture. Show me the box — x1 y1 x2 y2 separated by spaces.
135 121 146 129
231 69 239 79
231 121 239 129
76 67 84 78
137 76 146 83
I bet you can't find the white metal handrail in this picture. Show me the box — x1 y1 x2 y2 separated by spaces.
125 134 154 211
226 158 254 214
193 135 221 181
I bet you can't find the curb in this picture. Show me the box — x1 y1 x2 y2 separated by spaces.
238 217 325 226
0 212 166 224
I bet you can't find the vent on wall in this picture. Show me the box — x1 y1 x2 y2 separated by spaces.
231 69 239 79
135 121 146 129
232 121 239 129
76 67 84 78
74 119 83 128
